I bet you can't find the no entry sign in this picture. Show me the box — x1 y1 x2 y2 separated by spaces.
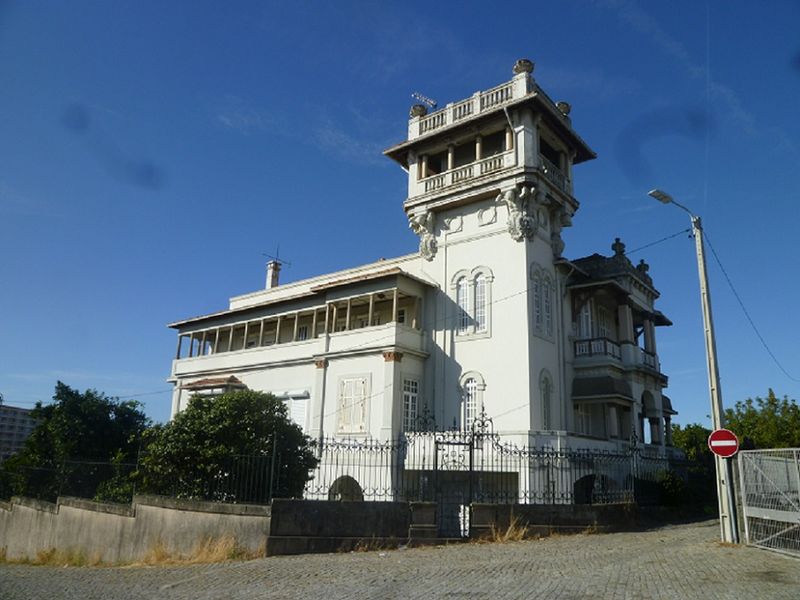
708 428 739 458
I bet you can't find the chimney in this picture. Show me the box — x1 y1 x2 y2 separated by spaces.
266 260 281 289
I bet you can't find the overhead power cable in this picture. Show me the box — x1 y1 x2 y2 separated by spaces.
703 230 800 382
627 227 692 256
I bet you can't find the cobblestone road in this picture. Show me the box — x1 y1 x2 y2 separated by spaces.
1 520 798 599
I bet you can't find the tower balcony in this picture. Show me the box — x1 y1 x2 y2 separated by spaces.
573 338 662 375
413 149 518 197
408 78 527 141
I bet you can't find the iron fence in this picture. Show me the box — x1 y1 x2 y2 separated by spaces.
304 416 686 509
738 448 800 557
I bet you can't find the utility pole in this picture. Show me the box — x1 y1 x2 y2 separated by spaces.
648 189 739 544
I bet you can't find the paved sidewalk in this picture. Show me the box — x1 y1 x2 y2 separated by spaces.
1 520 797 599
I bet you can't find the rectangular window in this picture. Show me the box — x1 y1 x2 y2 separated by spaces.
397 309 406 324
338 377 368 433
297 325 309 341
577 301 593 339
597 306 612 339
402 378 419 431
575 404 592 435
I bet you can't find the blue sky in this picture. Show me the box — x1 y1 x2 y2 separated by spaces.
1 0 799 427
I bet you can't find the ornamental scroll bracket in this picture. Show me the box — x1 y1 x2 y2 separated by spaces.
497 185 538 242
409 210 437 261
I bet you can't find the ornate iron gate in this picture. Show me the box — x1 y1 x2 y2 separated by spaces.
738 449 800 557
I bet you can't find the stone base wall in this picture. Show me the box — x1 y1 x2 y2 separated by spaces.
470 502 638 538
0 495 271 564
265 499 417 556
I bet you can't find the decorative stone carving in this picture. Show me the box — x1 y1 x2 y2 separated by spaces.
443 215 463 233
498 186 536 242
409 104 428 118
409 210 437 261
612 237 626 257
382 351 403 362
549 208 572 257
314 359 328 369
477 206 496 227
513 58 534 74
556 101 571 116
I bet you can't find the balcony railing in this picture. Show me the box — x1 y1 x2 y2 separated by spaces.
410 77 528 140
574 338 621 360
420 150 515 194
640 349 657 369
540 155 568 193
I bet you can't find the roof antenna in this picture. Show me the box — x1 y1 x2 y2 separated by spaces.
411 92 437 110
262 246 291 289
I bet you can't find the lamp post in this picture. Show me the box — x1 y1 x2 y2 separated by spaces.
647 189 739 544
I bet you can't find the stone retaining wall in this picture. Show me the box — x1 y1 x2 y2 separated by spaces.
0 495 271 563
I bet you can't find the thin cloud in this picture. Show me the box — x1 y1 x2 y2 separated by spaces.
0 181 64 218
215 95 277 135
542 66 642 101
601 0 756 135
313 118 387 166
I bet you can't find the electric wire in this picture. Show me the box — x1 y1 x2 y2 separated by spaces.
702 230 800 382
627 227 692 256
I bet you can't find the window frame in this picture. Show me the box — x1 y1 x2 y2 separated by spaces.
402 377 419 432
452 267 494 339
530 264 554 340
337 375 370 434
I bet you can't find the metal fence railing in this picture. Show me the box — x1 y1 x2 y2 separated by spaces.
738 448 800 557
304 418 689 508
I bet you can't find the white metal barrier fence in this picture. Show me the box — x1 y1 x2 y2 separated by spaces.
738 448 800 557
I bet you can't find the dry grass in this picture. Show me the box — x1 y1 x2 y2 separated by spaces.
137 535 262 565
489 517 529 543
0 547 105 567
349 537 399 553
0 536 262 568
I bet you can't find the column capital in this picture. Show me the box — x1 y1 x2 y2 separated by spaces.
382 351 403 363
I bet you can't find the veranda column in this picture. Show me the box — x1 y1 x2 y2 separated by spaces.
608 405 619 438
380 351 403 441
309 358 329 444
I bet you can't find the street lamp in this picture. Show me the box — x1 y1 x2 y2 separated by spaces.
647 189 739 544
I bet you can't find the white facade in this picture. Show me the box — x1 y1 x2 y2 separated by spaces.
167 60 677 463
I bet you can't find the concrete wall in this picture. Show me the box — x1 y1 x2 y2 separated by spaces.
470 502 638 538
265 499 412 556
0 495 270 564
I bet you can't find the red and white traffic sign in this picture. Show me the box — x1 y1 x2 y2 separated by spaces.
708 428 739 458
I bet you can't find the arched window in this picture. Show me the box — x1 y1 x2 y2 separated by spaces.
459 371 486 430
542 276 553 337
456 277 470 333
532 275 543 332
539 370 553 429
474 275 487 332
463 377 478 429
452 268 493 337
531 264 554 339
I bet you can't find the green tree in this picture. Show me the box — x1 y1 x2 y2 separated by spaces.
671 423 713 462
1 382 149 501
723 389 800 448
670 423 717 512
138 390 317 502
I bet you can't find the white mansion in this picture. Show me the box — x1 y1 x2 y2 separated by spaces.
168 59 677 460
